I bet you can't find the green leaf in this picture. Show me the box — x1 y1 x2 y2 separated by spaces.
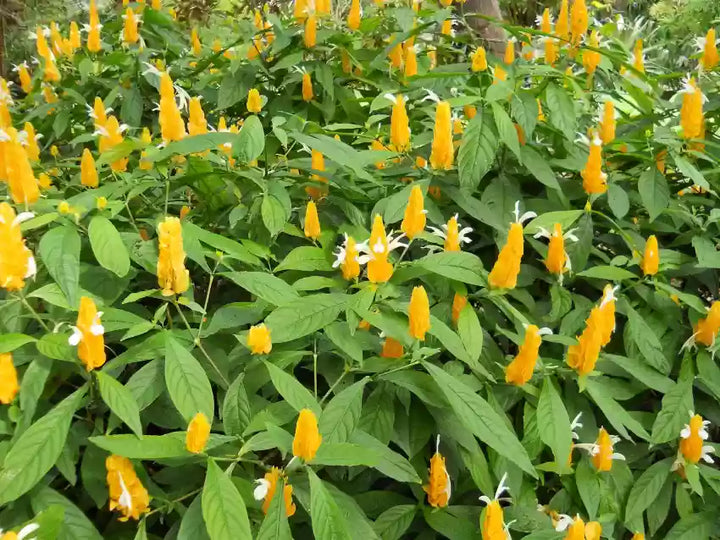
457 305 483 365
423 362 536 477
265 361 321 415
521 145 561 190
202 460 252 540
674 155 710 190
586 379 650 440
224 272 299 306
39 226 81 307
256 477 293 540
235 114 265 162
0 386 86 505
275 246 333 273
575 458 600 518
423 507 478 540
18 358 52 431
164 334 214 422
415 251 485 285
626 306 670 373
324 322 363 363
88 432 206 458
96 371 143 438
458 111 498 190
308 468 353 540
265 293 348 343
537 378 573 469
491 102 521 161
125 358 165 411
525 210 583 236
88 216 131 277
31 486 103 540
313 443 379 466
428 316 486 376
577 265 636 281
692 236 720 268
372 505 416 540
178 495 210 540
218 66 255 109
222 373 251 437
262 192 287 237
320 379 367 443
607 183 630 219
663 512 714 540
638 168 670 222
651 378 693 444
0 333 36 353
545 83 576 136
351 430 421 483
625 458 673 522
603 354 674 393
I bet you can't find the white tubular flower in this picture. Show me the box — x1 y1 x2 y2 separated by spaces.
554 514 576 532
253 478 270 500
0 523 40 540
24 255 37 280
479 472 511 505
570 412 583 440
68 326 83 347
600 285 619 308
14 212 35 227
513 200 537 224
117 472 133 512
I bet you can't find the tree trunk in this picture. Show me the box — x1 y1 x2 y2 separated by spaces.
464 0 505 55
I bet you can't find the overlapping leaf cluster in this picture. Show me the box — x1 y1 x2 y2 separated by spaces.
1 0 720 538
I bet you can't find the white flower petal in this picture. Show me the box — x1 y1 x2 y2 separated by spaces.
253 478 270 500
17 523 40 540
68 327 82 346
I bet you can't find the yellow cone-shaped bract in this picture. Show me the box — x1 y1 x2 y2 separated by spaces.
599 100 616 144
489 222 524 289
389 94 410 152
367 214 394 283
348 0 361 30
545 223 567 275
158 72 186 144
0 203 35 292
81 148 98 188
187 97 207 136
505 324 543 386
401 186 426 239
260 467 297 517
409 285 430 340
248 323 272 354
247 88 263 113
0 353 18 404
423 448 450 508
304 200 321 240
641 235 659 276
75 296 107 371
186 412 211 454
106 455 150 521
681 78 704 140
429 101 453 170
293 408 322 461
701 28 719 70
123 7 140 44
157 217 190 296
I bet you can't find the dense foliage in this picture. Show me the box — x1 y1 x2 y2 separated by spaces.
1 0 720 538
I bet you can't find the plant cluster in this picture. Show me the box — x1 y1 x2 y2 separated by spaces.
0 0 720 538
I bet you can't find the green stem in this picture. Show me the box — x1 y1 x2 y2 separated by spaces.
320 368 349 405
147 487 202 516
313 338 318 399
197 258 221 338
172 300 229 387
18 294 50 332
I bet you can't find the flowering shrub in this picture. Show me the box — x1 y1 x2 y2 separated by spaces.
1 0 720 538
